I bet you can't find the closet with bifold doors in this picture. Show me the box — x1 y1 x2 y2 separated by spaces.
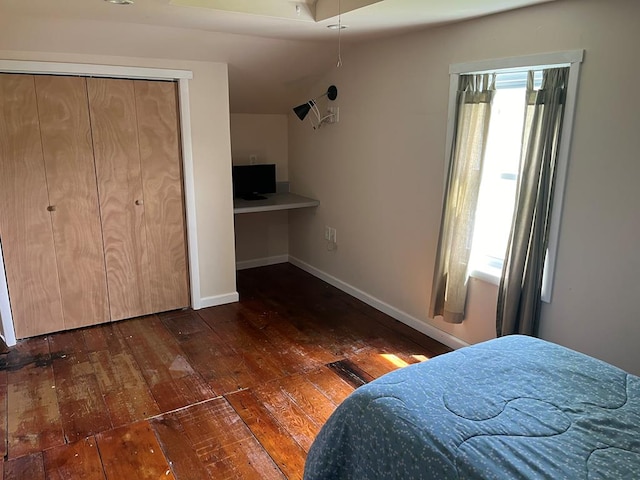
0 73 190 339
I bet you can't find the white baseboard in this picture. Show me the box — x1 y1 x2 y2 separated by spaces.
198 292 239 309
288 256 469 351
236 255 289 271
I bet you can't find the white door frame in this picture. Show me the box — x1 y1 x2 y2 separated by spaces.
0 60 201 345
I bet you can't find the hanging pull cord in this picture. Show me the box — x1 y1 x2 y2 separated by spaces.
337 0 343 68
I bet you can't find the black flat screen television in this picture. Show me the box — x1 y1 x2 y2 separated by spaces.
232 164 276 200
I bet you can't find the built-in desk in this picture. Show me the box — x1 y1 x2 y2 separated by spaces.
233 193 320 214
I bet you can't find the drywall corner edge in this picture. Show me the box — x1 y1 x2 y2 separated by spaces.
0 241 17 346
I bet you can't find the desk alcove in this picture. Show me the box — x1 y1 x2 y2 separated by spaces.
233 191 319 270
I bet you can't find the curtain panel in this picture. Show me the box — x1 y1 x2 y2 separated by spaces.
496 67 569 337
429 74 495 324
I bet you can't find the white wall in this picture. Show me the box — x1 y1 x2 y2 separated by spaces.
230 114 290 267
231 114 289 178
288 0 640 374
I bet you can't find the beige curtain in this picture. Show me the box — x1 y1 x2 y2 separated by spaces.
429 74 495 324
496 67 569 336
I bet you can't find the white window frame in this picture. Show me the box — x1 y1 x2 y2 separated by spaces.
444 50 584 303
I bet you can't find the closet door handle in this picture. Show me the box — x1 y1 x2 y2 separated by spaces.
135 199 144 206
47 205 56 212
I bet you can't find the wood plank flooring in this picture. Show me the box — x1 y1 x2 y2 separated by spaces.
0 263 451 478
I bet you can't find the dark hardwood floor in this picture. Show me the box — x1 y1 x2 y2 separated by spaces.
0 263 451 479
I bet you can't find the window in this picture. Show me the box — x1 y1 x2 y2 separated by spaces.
444 51 583 303
468 71 541 282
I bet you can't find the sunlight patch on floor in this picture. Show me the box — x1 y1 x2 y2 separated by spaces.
412 354 430 363
379 353 409 369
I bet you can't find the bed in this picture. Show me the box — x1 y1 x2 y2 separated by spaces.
304 335 640 479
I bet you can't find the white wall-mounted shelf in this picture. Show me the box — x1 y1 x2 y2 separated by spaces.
233 193 319 214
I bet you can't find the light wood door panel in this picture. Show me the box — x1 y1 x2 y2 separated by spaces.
134 80 190 313
0 74 65 338
34 75 110 329
87 77 151 321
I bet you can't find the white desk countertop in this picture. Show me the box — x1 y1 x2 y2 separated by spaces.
233 192 320 214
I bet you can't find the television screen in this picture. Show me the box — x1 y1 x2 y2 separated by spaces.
232 164 276 200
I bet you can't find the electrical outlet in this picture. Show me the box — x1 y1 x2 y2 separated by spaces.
325 226 338 252
249 154 257 164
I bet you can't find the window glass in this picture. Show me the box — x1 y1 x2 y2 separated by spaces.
469 70 542 278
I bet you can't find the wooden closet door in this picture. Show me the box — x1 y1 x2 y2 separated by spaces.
134 80 190 313
0 74 65 338
87 78 151 321
34 75 110 329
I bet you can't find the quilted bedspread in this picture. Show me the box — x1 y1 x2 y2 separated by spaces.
304 335 640 479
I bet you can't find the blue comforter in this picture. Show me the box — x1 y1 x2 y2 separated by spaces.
304 335 640 479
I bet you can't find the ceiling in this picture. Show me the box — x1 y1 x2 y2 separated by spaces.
0 0 555 42
0 0 555 113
